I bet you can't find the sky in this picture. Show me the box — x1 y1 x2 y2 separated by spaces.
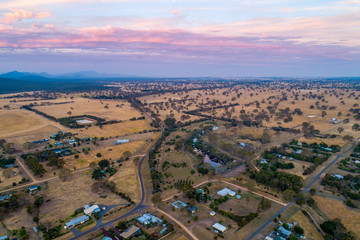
0 0 360 77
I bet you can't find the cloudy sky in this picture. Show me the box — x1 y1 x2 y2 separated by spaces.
0 0 359 77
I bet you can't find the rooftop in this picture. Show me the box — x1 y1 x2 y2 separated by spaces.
120 225 140 239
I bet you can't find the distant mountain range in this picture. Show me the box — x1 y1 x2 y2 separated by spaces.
0 71 135 80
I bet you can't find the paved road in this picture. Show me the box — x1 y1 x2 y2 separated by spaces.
246 141 356 240
69 111 164 240
317 192 345 202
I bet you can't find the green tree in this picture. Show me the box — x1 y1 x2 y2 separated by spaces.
337 127 344 134
92 169 105 180
98 159 110 168
283 189 296 202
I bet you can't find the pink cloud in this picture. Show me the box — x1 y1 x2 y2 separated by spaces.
172 10 182 15
1 9 51 23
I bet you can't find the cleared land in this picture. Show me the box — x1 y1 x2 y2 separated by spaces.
289 210 323 240
39 171 128 226
32 98 142 121
314 195 360 237
75 119 153 138
64 140 146 169
0 110 48 137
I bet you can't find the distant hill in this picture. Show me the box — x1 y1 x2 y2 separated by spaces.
0 76 109 94
0 71 135 80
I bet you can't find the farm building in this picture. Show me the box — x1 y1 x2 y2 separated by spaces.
54 142 63 146
217 188 236 197
29 185 39 192
210 211 216 216
171 200 187 210
114 139 130 145
120 225 141 239
84 205 101 215
4 164 13 168
331 118 338 124
212 126 219 131
193 137 198 143
137 213 162 225
196 188 204 194
187 206 198 214
0 195 10 201
76 119 94 124
278 226 292 238
69 140 77 144
212 223 227 233
239 142 247 148
265 231 286 240
259 159 268 164
295 149 302 154
333 174 344 179
65 215 89 229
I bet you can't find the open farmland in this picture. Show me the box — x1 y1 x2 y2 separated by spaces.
32 97 142 121
314 195 360 238
0 110 49 137
75 119 154 138
64 140 147 169
40 172 128 226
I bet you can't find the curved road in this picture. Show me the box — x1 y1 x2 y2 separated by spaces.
246 140 357 240
69 111 164 240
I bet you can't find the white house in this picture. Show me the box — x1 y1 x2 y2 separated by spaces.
212 223 227 233
217 188 236 197
84 205 101 215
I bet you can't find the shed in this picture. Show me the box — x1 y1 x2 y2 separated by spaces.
29 185 39 192
171 200 187 210
120 225 141 239
278 226 291 238
187 206 198 214
239 142 247 148
0 235 8 240
259 159 268 164
333 174 344 180
212 223 227 233
65 215 89 229
4 164 13 168
0 195 10 202
114 139 129 145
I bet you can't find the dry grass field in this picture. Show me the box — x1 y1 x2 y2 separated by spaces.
314 195 360 237
32 97 141 121
278 160 312 178
0 110 49 137
297 136 348 147
64 140 146 169
289 210 323 240
109 160 140 203
0 168 23 190
40 171 128 226
2 207 38 239
75 119 153 138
